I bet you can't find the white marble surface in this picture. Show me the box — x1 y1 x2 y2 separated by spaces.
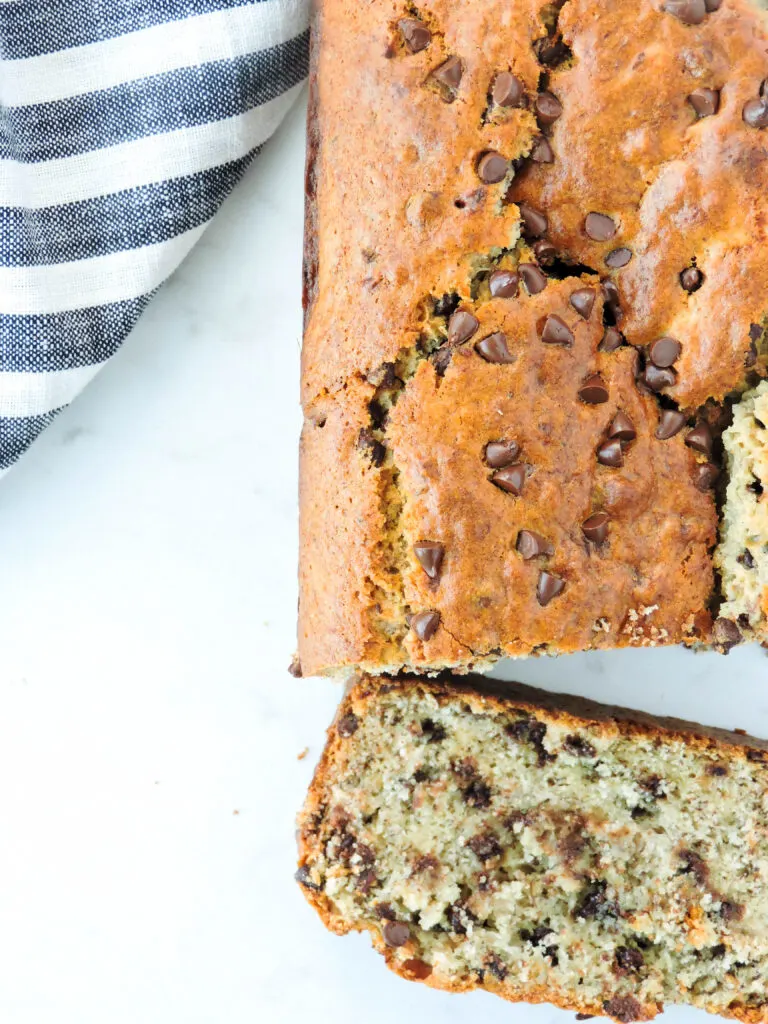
0 91 766 1023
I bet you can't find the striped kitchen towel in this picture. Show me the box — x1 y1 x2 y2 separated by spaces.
0 0 309 474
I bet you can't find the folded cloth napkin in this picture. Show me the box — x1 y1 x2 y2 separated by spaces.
0 0 309 475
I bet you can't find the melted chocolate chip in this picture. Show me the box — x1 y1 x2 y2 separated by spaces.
492 71 525 107
694 462 719 491
447 903 475 934
402 958 433 980
680 266 703 292
663 0 707 24
448 309 479 346
680 849 709 885
738 548 756 569
463 779 492 808
599 327 624 352
413 540 445 580
295 866 322 891
489 268 519 298
383 921 410 947
485 954 508 980
582 511 610 543
432 56 463 93
421 718 446 742
337 714 359 737
357 427 387 467
688 88 719 118
615 946 644 974
467 832 503 862
520 263 548 295
518 202 548 238
575 880 619 921
398 18 431 53
603 996 645 1023
597 439 623 467
476 331 515 364
685 422 713 455
601 279 622 319
713 616 743 653
506 718 555 765
516 530 552 559
535 91 563 126
570 288 596 319
649 337 681 367
609 411 636 441
288 655 303 678
605 247 632 268
540 314 574 345
642 363 676 392
743 98 768 129
485 439 520 467
578 373 609 404
410 610 440 641
564 734 597 758
706 763 728 777
537 571 565 606
584 212 617 241
477 151 509 183
530 136 554 163
655 409 687 440
491 463 527 496
720 900 745 922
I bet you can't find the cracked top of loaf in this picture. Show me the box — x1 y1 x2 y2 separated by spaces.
298 0 768 677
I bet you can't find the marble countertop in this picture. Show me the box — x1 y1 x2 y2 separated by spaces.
0 90 766 1024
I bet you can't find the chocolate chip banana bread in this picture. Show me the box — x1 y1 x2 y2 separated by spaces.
297 675 768 1022
298 0 768 676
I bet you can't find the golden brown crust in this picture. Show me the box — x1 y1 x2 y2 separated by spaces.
297 673 768 1022
298 0 768 677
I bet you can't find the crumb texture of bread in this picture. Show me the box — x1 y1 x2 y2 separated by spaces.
298 0 768 676
716 380 768 638
297 678 768 1022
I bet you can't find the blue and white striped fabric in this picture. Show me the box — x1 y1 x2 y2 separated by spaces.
0 0 309 474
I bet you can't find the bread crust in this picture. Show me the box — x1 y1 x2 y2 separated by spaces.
297 674 768 1022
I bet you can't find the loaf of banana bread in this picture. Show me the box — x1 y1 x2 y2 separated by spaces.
298 0 768 676
297 675 768 1022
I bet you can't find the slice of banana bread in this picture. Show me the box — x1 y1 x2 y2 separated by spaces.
297 675 768 1022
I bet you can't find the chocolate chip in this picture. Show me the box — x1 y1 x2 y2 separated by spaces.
535 91 563 126
288 655 303 678
584 212 617 241
642 363 676 392
383 921 410 947
467 832 502 861
615 946 644 974
649 337 681 367
433 56 463 92
597 439 624 467
680 849 709 885
602 997 645 1024
516 530 552 559
748 477 764 495
578 373 609 404
685 422 713 455
485 954 508 980
694 462 719 490
688 88 719 118
750 323 764 343
705 0 722 8
414 541 445 580
601 279 622 319
609 412 636 441
518 202 548 238
575 880 619 921
530 136 554 163
485 439 520 467
533 239 557 265
432 347 453 375
433 292 460 318
421 718 446 742
402 958 432 979
738 548 756 568
491 463 526 495
655 409 686 439
463 779 492 808
489 268 519 297
476 331 515 364
477 151 509 183
534 35 571 68
663 0 707 24
410 610 440 641
540 314 574 345
520 263 548 295
564 734 597 758
605 247 632 268
295 865 322 891
337 713 359 737
537 571 565 606
680 266 703 292
570 288 596 320
576 1016 595 1021
599 327 624 352
492 71 525 107
448 309 479 346
706 763 728 776
743 98 768 129
357 427 386 467
582 511 610 543
720 900 745 922
374 902 397 920
398 18 431 53
713 616 743 653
